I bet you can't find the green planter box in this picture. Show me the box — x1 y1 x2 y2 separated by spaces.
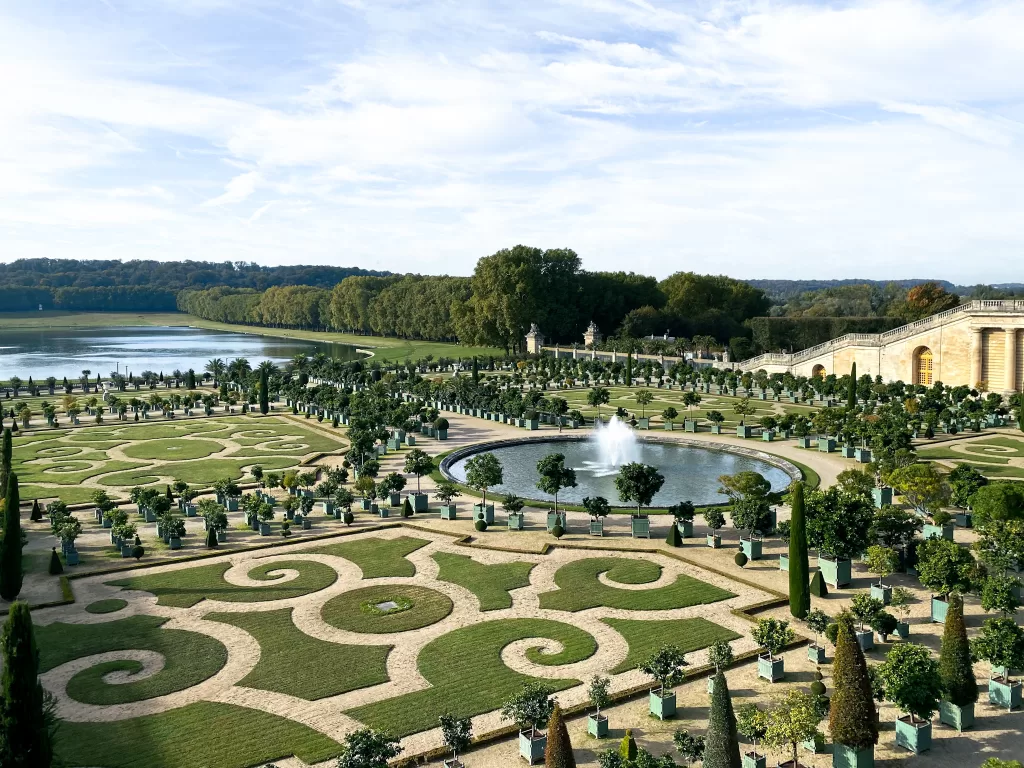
437 429 448 440
405 434 416 446
871 487 893 508
955 512 973 528
856 629 874 651
473 503 494 524
649 690 676 720
226 498 239 511
360 498 372 511
587 714 609 738
818 438 836 453
440 506 458 520
757 654 784 682
711 425 723 434
819 556 852 588
798 436 814 448
841 445 857 458
832 744 873 768
855 448 872 463
376 506 387 518
389 492 402 507
779 554 790 571
808 644 827 664
741 537 762 560
590 519 604 536
896 621 910 639
302 518 311 530
519 731 546 764
870 584 892 605
526 419 539 430
508 512 525 531
169 536 182 549
894 716 931 753
637 418 650 430
546 512 567 531
737 425 753 438
742 752 766 768
761 430 774 442
802 732 826 754
931 596 949 623
938 701 973 732
685 420 697 432
707 533 721 548
676 520 693 538
412 493 428 513
989 676 1023 710
924 522 954 541
631 516 650 538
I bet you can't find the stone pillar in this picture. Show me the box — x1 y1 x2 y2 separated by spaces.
1006 328 1018 392
971 327 984 387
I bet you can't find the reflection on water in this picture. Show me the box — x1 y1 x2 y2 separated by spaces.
0 326 365 379
448 439 791 507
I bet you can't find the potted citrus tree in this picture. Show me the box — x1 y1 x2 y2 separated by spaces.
752 618 794 682
878 642 942 754
436 481 461 521
640 645 686 720
805 609 830 664
439 713 471 768
465 452 503 523
584 495 610 537
670 500 696 538
503 493 526 531
972 616 1024 711
865 545 899 605
705 508 725 548
586 675 611 738
501 682 553 765
736 703 767 768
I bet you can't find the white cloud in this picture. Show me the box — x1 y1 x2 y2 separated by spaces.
203 171 261 207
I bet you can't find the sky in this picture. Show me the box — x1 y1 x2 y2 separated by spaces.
2 0 1023 282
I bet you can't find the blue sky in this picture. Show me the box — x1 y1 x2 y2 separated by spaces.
2 0 1023 281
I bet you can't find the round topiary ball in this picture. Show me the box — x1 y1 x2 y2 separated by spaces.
810 679 826 696
551 524 565 539
475 519 488 532
734 551 748 567
343 512 354 526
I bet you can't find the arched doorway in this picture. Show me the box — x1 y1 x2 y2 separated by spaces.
914 347 934 386
811 364 826 380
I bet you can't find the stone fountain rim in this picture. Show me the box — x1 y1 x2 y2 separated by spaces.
438 434 802 508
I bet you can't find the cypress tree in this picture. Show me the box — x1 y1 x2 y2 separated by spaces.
847 363 857 410
30 499 42 522
666 522 682 547
259 367 269 415
544 703 576 768
472 357 480 384
619 729 637 761
0 601 54 767
939 594 978 707
0 472 23 600
48 548 63 575
0 427 11 501
788 482 810 618
829 614 878 750
703 672 741 768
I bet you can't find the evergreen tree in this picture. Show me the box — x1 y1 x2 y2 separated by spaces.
472 357 480 384
703 672 741 768
788 481 810 618
939 594 978 707
829 614 878 750
47 548 62 576
0 601 55 767
619 730 637 761
847 363 857 409
403 497 414 518
0 427 11 501
666 522 682 547
0 472 23 600
30 499 42 522
259 367 269 415
625 354 632 387
544 703 576 768
809 571 828 598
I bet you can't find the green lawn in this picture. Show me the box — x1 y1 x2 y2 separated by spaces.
604 617 741 674
107 559 339 608
207 608 391 700
918 447 1009 465
55 701 344 768
321 585 453 633
85 598 128 614
346 618 597 736
98 456 297 487
433 552 535 611
304 536 430 578
121 437 226 461
538 557 734 612
19 484 104 504
36 615 227 705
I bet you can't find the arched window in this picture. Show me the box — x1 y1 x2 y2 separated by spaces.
914 347 934 386
811 364 826 380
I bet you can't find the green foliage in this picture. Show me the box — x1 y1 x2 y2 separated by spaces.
751 618 794 659
474 518 487 532
762 688 824 766
829 615 878 749
870 505 923 550
864 545 900 584
536 453 577 513
587 675 611 715
0 601 54 768
583 496 611 520
0 472 23 600
306 536 428 579
916 537 982 597
402 497 414 518
47 547 63 575
850 594 885 631
982 574 1022 616
619 730 638 762
502 681 555 731
639 645 687 693
971 617 1024 673
949 464 987 509
939 595 978 707
666 522 682 547
805 486 874 560
878 642 943 720
206 525 218 548
614 462 665 514
545 703 576 768
969 483 1024 529
700 671 741 768
464 452 503 505
734 551 747 567
788 481 810 618
605 618 739 674
672 730 705 765
335 727 403 768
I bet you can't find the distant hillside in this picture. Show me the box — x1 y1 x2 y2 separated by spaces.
745 279 957 303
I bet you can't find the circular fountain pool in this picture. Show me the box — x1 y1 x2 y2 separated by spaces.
443 434 798 508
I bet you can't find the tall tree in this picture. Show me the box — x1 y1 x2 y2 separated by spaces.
0 472 23 600
788 482 810 619
258 367 269 415
847 363 857 409
703 672 741 768
829 614 878 752
544 703 576 768
0 427 11 501
939 594 978 708
0 601 55 767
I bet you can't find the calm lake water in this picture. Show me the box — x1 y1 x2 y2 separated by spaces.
0 326 365 380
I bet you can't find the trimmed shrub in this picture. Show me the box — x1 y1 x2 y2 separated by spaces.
703 673 741 768
403 497 414 518
788 481 810 618
829 614 878 750
545 703 575 768
475 519 488 532
30 500 42 522
939 594 978 707
666 523 682 548
551 524 565 539
132 545 144 560
0 473 23 600
734 551 748 568
0 602 54 765
619 730 637 762
809 571 828 598
47 548 63 575
206 526 218 549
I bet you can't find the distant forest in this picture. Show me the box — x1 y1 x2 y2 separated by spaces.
0 259 387 312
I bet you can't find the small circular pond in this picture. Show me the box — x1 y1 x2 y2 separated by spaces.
444 437 796 507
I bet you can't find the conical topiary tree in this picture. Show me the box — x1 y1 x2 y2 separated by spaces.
939 594 978 708
703 672 741 768
206 525 218 549
619 729 637 761
829 613 878 752
47 548 63 575
30 499 41 522
0 601 54 766
403 497 414 518
0 472 23 600
545 703 576 768
666 522 682 547
809 570 828 598
788 481 809 618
